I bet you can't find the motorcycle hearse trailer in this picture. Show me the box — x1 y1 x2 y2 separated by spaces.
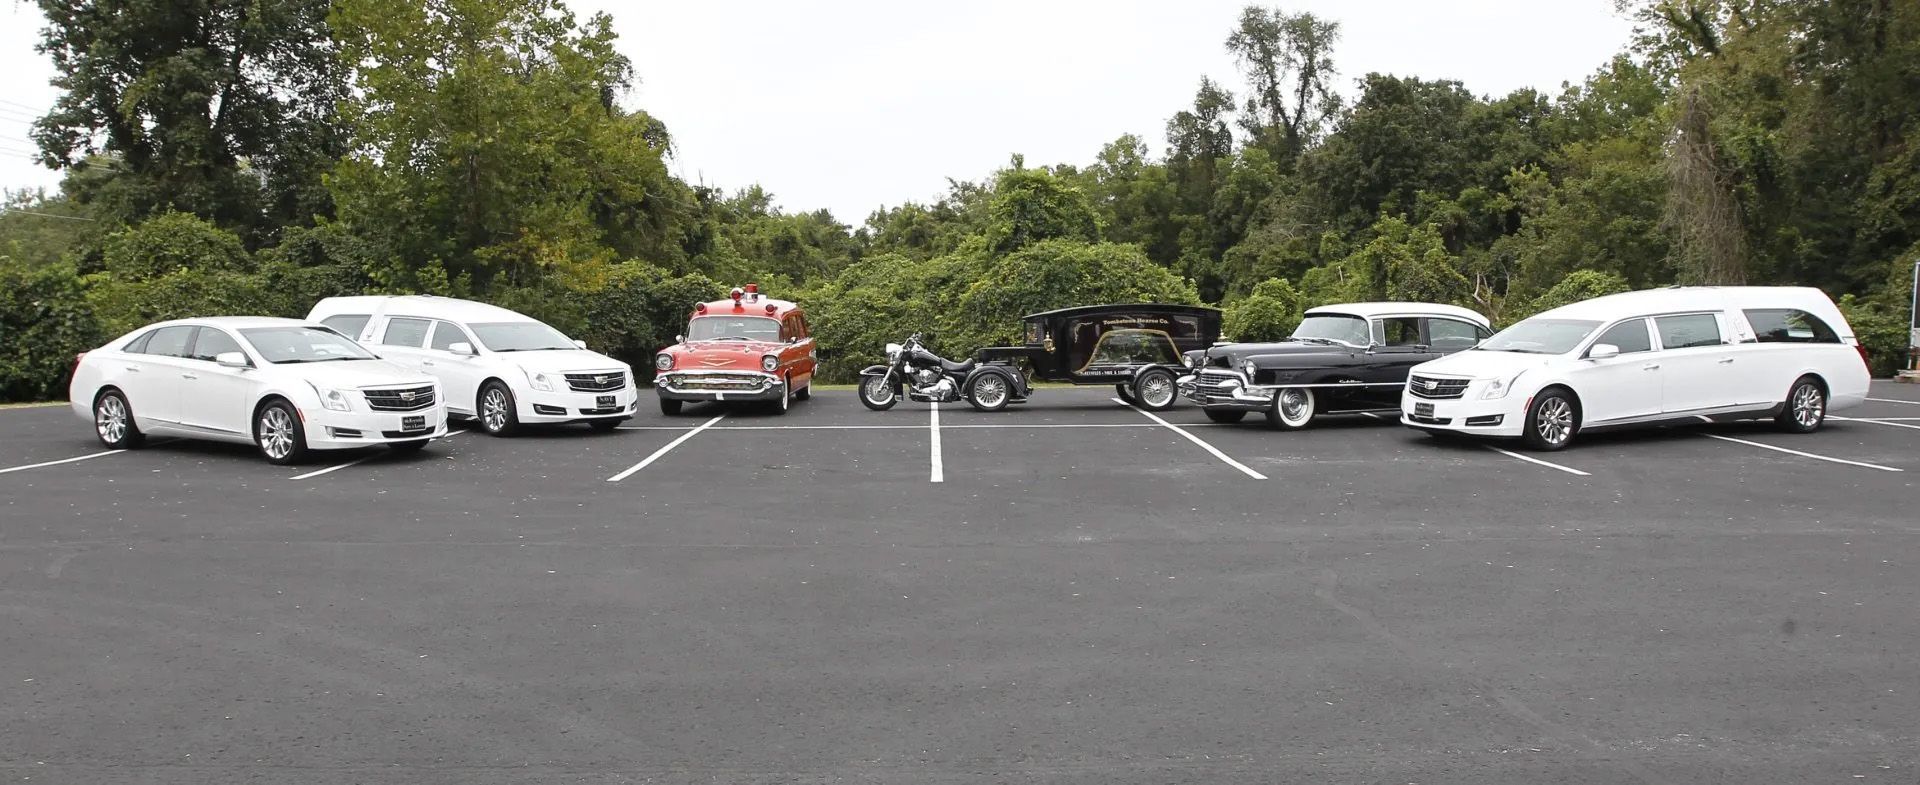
982 303 1222 411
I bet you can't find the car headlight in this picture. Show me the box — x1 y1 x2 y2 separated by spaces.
761 355 779 373
655 353 673 371
306 380 352 412
527 371 556 392
1481 373 1522 400
1242 360 1256 377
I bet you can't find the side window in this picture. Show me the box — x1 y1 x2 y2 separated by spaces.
429 320 469 351
189 328 245 362
1744 309 1840 344
142 326 197 358
123 330 156 354
1426 318 1483 351
1377 317 1422 347
795 314 810 339
321 314 370 340
381 317 431 347
1654 314 1723 349
1592 318 1654 355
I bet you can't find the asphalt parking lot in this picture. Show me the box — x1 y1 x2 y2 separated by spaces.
4 383 1920 784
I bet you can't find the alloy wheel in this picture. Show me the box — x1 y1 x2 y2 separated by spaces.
973 375 1008 408
1535 396 1573 446
259 407 296 460
1792 383 1824 428
96 395 127 444
483 389 509 432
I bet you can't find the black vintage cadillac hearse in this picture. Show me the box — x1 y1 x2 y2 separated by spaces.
1179 302 1492 428
975 303 1223 411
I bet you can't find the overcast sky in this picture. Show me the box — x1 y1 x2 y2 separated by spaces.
0 0 1636 223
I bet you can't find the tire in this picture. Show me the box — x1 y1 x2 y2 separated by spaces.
1132 368 1178 411
478 382 519 436
388 439 430 455
1522 389 1579 451
254 399 309 465
794 384 811 401
588 418 624 433
772 375 792 415
659 398 684 416
92 389 146 450
1115 384 1137 405
859 376 900 411
1775 376 1826 434
1264 387 1316 430
966 372 1012 412
1204 409 1247 424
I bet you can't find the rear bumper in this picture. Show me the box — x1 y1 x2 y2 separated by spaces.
304 404 451 450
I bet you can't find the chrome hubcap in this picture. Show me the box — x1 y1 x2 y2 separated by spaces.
259 407 295 459
1279 389 1310 423
1139 375 1174 407
1792 384 1823 427
974 376 1007 406
1536 397 1573 444
863 378 895 405
482 389 508 431
96 396 127 444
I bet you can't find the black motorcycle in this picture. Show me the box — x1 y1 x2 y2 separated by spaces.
857 333 1029 412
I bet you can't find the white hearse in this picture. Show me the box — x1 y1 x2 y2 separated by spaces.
307 296 636 436
1401 286 1872 450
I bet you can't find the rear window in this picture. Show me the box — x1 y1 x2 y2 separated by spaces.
321 314 371 340
1744 309 1840 344
1655 314 1723 349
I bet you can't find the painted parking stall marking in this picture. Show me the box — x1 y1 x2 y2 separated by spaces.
1866 397 1920 406
1482 445 1591 477
1833 415 1920 433
1112 397 1267 480
287 430 468 481
929 402 944 483
607 415 726 482
1702 433 1903 472
0 449 127 477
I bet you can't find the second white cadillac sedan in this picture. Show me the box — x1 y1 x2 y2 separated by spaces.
69 317 449 465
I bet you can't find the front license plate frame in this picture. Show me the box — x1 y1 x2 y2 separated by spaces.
596 394 616 409
1414 402 1434 418
401 415 427 432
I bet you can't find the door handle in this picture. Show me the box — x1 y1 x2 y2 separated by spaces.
1717 357 1735 364
180 373 198 380
123 366 141 373
1641 363 1661 371
421 360 436 367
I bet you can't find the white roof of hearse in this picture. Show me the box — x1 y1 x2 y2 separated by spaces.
1531 286 1849 328
1306 302 1491 327
307 295 538 324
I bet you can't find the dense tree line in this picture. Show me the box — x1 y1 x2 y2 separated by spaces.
3 0 1917 401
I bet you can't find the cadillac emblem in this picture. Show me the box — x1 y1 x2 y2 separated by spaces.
594 375 608 385
1423 379 1438 391
399 390 416 402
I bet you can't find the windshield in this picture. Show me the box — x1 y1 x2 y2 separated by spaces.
1477 318 1603 355
1290 314 1371 346
470 321 575 352
687 316 781 342
239 326 379 364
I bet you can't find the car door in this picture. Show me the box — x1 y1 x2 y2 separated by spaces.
1653 312 1734 414
784 313 817 389
121 325 199 426
1570 317 1664 425
426 320 486 416
1358 316 1431 407
178 326 257 437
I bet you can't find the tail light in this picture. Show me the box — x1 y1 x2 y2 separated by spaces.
71 352 87 378
1855 342 1872 374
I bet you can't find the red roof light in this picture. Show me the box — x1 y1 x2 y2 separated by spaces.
765 303 777 314
694 302 707 314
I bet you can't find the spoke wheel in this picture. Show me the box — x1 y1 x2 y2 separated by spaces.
255 402 307 465
1265 387 1316 430
479 383 518 436
967 373 1010 412
859 376 899 411
1523 391 1578 451
1133 369 1177 411
1776 377 1826 433
93 391 143 449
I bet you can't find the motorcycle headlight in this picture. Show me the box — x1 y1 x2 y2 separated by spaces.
885 343 902 362
1481 373 1522 400
761 355 779 372
655 353 673 371
527 371 556 392
306 380 352 412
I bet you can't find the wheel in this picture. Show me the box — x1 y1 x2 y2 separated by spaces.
92 389 146 450
1775 376 1826 433
1204 409 1247 424
478 382 519 436
859 376 900 411
388 439 430 455
966 372 1011 412
659 398 684 416
588 418 624 433
1522 389 1579 451
772 376 792 415
1264 387 1316 430
794 384 811 401
1131 369 1178 411
1115 384 1137 405
255 400 309 465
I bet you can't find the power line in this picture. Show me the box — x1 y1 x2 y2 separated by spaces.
0 97 45 112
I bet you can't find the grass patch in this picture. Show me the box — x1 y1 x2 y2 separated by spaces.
0 401 65 410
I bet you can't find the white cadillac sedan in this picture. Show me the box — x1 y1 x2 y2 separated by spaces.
69 317 449 465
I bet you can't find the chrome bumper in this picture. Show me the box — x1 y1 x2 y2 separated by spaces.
657 370 784 400
1178 372 1276 408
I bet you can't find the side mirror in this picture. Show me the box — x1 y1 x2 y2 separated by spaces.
1587 343 1620 360
787 336 798 344
573 339 587 350
215 352 250 369
674 334 685 344
448 341 477 356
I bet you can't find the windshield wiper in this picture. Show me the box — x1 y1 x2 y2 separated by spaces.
273 357 371 364
493 347 570 352
1292 337 1338 345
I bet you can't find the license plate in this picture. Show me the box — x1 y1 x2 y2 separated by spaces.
401 415 426 431
596 395 615 408
1414 402 1434 418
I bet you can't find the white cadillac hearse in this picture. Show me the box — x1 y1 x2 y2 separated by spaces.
1401 286 1872 450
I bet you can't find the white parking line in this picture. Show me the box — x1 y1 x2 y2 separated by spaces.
607 415 725 482
618 423 1228 431
1702 433 1903 472
1831 416 1920 433
929 403 944 483
0 449 125 477
1867 397 1920 405
1482 445 1591 477
286 430 467 481
1112 398 1266 480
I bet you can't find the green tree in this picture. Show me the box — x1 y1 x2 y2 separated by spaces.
1520 269 1633 319
99 211 253 282
0 259 101 401
1223 277 1303 341
1225 5 1341 164
985 165 1101 255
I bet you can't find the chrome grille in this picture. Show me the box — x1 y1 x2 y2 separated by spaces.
565 371 626 393
1407 375 1469 400
666 373 766 392
1193 369 1242 401
364 385 436 411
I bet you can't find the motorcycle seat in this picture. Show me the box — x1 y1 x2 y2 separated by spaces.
940 357 976 374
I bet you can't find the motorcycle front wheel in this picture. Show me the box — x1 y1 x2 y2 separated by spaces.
859 375 901 411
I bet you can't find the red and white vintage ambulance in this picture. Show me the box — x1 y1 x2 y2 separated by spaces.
652 285 817 415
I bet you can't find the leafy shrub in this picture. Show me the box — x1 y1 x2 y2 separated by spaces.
952 239 1199 350
85 267 286 337
0 260 102 402
100 211 252 282
1520 269 1633 320
1223 278 1303 342
582 263 725 379
1838 294 1911 378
